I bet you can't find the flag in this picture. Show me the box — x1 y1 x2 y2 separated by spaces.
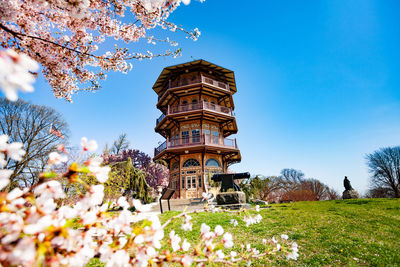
49 123 64 139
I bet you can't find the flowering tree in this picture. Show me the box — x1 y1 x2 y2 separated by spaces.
0 0 200 101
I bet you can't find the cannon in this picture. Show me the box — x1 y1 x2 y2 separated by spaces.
211 172 250 192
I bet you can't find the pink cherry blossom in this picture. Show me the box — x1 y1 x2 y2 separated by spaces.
0 0 200 101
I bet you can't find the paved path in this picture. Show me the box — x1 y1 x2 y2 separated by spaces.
133 199 209 221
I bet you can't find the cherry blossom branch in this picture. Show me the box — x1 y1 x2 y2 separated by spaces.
0 23 96 59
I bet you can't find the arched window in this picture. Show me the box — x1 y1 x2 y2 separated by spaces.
206 158 221 167
183 158 200 168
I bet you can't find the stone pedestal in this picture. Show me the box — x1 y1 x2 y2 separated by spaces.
215 191 249 209
342 189 359 199
216 191 246 205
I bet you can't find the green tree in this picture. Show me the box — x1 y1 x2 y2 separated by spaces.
107 158 151 203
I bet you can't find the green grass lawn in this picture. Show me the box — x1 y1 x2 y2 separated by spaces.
160 198 400 266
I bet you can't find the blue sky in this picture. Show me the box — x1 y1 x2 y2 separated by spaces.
10 0 400 194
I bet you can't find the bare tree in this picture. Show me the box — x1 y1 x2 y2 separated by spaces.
279 168 305 191
366 146 400 198
365 187 394 198
111 133 130 155
325 188 340 200
0 98 69 189
301 179 328 200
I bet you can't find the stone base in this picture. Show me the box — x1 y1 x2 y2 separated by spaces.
342 189 359 199
216 203 251 210
216 191 246 205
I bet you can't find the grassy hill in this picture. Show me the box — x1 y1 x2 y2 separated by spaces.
160 198 400 266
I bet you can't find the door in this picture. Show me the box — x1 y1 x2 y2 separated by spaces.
186 175 197 198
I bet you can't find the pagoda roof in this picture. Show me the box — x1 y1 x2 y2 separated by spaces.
152 59 237 95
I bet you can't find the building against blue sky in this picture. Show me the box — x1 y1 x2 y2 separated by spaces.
10 0 400 194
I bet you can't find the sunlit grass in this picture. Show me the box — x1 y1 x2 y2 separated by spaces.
160 198 400 266
87 198 400 266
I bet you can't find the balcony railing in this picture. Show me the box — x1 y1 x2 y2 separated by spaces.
154 134 238 157
156 101 233 126
158 75 230 101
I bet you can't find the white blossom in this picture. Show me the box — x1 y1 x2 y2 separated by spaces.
181 239 190 251
0 169 12 190
117 196 130 209
48 151 68 165
6 142 25 161
169 230 181 252
222 232 233 248
214 225 224 236
181 255 193 266
0 50 38 101
6 187 23 201
7 237 36 266
200 223 210 235
80 137 98 152
134 234 145 244
216 250 225 259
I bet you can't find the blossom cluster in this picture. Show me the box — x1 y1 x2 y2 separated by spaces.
0 0 202 101
0 136 299 266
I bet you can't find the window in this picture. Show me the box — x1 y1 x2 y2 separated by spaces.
182 177 185 189
181 131 189 144
191 99 198 107
192 129 200 143
187 177 191 189
212 130 219 144
210 101 216 110
202 129 210 143
181 77 188 86
192 176 196 188
182 158 200 168
206 159 221 167
198 175 202 188
182 100 188 111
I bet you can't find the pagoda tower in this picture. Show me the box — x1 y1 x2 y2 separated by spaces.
153 60 241 199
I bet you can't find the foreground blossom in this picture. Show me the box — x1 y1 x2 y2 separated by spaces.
0 50 38 101
0 136 299 266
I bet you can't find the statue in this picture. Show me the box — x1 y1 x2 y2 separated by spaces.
342 176 358 199
343 176 353 191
